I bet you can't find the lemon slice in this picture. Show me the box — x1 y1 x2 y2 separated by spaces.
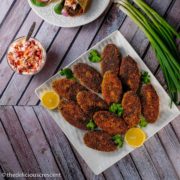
41 91 60 110
125 128 146 148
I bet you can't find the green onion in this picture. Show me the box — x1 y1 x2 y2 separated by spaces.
88 49 101 63
112 134 124 148
114 0 180 105
109 103 124 116
86 120 96 130
59 68 74 79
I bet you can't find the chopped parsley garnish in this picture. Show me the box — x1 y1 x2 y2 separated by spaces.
54 1 65 15
86 120 96 131
59 68 74 79
112 135 124 148
31 0 47 7
141 71 151 84
88 49 101 63
139 116 148 128
109 103 124 116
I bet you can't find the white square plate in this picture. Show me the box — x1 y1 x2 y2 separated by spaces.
35 30 180 175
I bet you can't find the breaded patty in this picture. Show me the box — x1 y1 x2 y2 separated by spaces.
119 56 140 92
101 44 121 75
76 91 108 117
59 99 89 130
84 131 117 152
101 71 123 105
93 111 128 135
52 78 86 101
122 91 141 128
73 63 102 93
140 84 159 123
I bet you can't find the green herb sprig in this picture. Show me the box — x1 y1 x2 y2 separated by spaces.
109 103 124 116
86 120 97 131
141 71 151 84
59 68 74 79
139 116 148 128
112 134 124 148
88 50 101 63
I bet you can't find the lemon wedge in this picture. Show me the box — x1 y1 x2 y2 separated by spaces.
41 91 60 110
125 128 146 148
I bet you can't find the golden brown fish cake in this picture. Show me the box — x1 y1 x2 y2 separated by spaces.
76 91 108 117
101 71 123 105
84 131 117 152
122 91 141 128
119 56 141 92
52 78 86 101
73 63 102 93
59 99 89 130
93 111 128 135
140 84 159 123
101 44 121 75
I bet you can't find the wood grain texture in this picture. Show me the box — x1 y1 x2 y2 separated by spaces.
144 135 179 179
0 0 15 26
33 106 86 180
71 147 106 180
0 168 4 180
171 115 180 140
131 146 161 180
14 106 63 180
0 0 30 61
0 119 25 179
116 155 141 180
157 124 180 177
103 165 123 180
0 106 42 177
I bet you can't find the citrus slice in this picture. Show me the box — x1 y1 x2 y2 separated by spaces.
125 128 146 148
41 91 60 110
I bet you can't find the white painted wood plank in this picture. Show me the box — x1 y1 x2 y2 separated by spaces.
0 119 25 179
0 106 42 176
14 106 63 180
33 106 86 180
0 0 15 25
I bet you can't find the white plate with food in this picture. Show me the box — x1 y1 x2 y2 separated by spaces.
35 30 180 175
28 0 111 27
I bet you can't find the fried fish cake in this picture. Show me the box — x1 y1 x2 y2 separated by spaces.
76 91 108 116
122 91 141 128
52 78 86 101
73 63 102 93
93 111 128 135
140 84 159 123
84 131 117 152
59 99 89 130
119 56 140 92
101 71 123 105
101 44 121 75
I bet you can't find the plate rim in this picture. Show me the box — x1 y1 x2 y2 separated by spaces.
27 0 111 27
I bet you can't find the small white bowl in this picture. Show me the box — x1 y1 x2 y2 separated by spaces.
7 36 47 76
